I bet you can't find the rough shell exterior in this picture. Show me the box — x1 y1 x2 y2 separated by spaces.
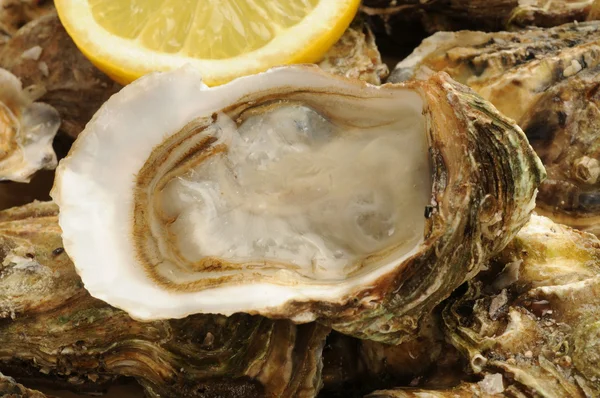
0 372 46 398
0 14 122 139
0 0 55 38
361 0 599 51
366 382 504 397
322 72 544 343
391 21 600 236
443 215 600 397
0 201 330 398
317 17 389 85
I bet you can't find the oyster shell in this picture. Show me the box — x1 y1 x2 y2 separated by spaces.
391 21 600 235
361 0 598 47
51 65 544 344
441 215 600 397
0 0 55 37
0 201 330 398
317 17 389 85
0 14 122 139
321 315 465 397
0 372 46 398
0 66 59 182
365 381 505 397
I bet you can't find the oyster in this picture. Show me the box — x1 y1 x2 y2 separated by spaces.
51 65 543 344
317 17 389 84
0 66 59 182
361 0 598 44
0 372 46 398
365 381 505 397
391 21 600 235
0 0 55 37
0 14 122 139
321 315 465 397
441 215 600 397
0 201 330 397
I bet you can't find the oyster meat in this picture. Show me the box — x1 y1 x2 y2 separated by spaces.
392 21 600 235
442 215 600 397
0 202 330 398
51 65 544 344
0 66 59 182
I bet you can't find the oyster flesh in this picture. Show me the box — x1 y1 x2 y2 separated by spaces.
392 21 600 235
0 202 330 398
0 66 59 182
52 65 544 344
442 215 600 397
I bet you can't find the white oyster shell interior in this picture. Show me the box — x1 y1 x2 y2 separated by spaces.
0 68 60 183
52 66 431 321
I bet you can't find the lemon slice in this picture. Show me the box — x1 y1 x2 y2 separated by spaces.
55 0 360 85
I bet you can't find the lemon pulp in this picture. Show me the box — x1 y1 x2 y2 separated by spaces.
89 0 320 59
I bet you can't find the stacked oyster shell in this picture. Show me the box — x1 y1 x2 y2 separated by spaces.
3 2 600 398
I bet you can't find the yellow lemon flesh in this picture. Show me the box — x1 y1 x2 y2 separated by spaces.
55 0 360 85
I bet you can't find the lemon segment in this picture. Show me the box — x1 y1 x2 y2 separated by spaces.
55 0 360 85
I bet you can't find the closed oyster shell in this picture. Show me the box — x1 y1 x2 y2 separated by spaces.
0 201 330 398
391 21 600 235
51 65 543 344
0 67 59 182
441 215 600 397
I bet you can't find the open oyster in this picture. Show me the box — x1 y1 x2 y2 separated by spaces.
0 67 59 182
391 21 600 235
52 65 544 343
0 201 330 398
